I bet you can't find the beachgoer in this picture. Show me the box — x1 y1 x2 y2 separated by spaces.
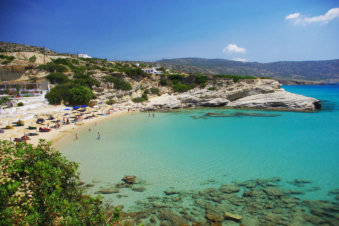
89 128 91 132
153 113 155 117
97 132 101 140
75 133 79 140
149 112 150 117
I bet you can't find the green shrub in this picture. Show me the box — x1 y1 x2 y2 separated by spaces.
122 67 146 78
132 97 147 103
160 78 168 86
106 98 115 105
0 55 15 64
213 74 257 82
0 140 106 225
104 76 132 91
68 86 94 105
194 74 207 84
172 82 194 93
45 85 70 105
17 102 24 107
208 87 216 91
150 87 160 95
46 72 70 84
52 58 71 66
168 74 185 83
29 55 37 63
71 59 79 64
142 93 148 100
0 97 10 105
37 63 68 72
73 72 100 88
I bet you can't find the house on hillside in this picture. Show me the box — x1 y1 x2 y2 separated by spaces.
142 67 163 75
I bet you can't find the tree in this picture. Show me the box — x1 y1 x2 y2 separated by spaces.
45 85 70 104
0 140 106 225
68 86 94 105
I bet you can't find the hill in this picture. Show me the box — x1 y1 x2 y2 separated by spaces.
156 58 339 82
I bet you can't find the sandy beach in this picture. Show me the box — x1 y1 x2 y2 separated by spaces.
0 103 130 146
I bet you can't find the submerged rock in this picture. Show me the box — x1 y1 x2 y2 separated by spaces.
158 208 188 225
85 183 95 187
219 184 240 193
97 187 119 194
132 186 146 192
206 213 224 222
224 212 242 222
122 175 136 184
263 187 284 197
328 189 339 195
164 190 180 195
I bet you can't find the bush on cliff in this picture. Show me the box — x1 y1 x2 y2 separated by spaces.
213 74 257 82
0 140 106 225
46 72 70 84
37 62 68 73
29 55 37 63
172 82 194 93
104 76 132 91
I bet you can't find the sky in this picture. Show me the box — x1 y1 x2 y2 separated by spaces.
0 0 338 62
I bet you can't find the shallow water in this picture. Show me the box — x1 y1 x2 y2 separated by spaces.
59 85 339 216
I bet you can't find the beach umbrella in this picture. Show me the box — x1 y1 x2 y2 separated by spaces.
81 105 87 108
73 106 79 110
64 108 71 110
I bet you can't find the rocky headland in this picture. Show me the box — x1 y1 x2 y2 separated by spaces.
116 78 321 112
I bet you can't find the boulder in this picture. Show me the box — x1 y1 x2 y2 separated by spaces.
122 175 136 184
224 212 242 221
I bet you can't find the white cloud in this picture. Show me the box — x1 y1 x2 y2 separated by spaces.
223 44 246 54
233 58 247 62
285 12 300 20
286 8 339 25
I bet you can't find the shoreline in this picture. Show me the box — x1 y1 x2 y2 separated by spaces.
31 110 130 147
0 104 131 147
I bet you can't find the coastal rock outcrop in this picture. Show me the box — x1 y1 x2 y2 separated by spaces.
228 89 321 111
138 79 321 112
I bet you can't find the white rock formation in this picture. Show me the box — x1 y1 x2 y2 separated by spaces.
140 79 321 112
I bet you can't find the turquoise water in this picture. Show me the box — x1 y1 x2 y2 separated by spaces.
59 85 339 210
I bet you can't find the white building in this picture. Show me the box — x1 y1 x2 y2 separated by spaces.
142 67 163 75
78 53 91 58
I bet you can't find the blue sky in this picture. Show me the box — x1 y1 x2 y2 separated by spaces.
1 0 338 62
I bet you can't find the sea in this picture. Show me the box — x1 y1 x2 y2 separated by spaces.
58 85 339 213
